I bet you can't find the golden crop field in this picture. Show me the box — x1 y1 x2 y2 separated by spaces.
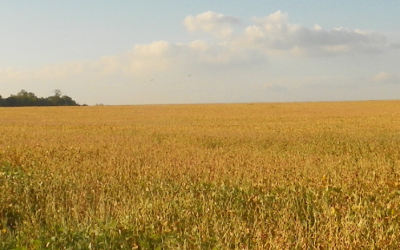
1 101 400 249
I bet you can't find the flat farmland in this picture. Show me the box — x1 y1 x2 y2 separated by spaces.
1 101 400 249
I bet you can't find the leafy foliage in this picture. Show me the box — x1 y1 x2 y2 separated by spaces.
0 89 80 107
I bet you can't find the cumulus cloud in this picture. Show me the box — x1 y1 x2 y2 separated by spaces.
184 11 241 38
239 11 386 56
183 11 388 57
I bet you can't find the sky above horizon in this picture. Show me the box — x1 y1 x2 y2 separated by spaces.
1 1 400 105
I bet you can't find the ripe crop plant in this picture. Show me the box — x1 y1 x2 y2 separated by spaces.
1 101 400 249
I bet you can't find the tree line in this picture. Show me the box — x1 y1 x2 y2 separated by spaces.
0 90 82 107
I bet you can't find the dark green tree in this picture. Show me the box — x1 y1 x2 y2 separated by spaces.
16 90 38 106
0 89 80 107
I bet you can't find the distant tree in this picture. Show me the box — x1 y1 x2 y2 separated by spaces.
61 95 78 106
4 95 21 106
54 89 62 97
49 90 80 106
37 97 48 106
0 89 80 107
45 90 78 106
15 90 38 106
46 95 59 106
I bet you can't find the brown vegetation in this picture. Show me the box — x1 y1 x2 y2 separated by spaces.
1 101 400 249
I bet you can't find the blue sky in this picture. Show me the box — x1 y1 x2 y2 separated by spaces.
1 1 400 105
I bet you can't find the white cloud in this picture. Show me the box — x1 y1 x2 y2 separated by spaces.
35 62 87 79
88 39 268 77
0 38 264 84
239 11 386 56
374 72 392 82
0 68 25 79
373 72 400 84
182 11 389 57
184 11 241 38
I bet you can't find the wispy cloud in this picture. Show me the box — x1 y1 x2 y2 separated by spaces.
389 42 400 49
373 72 400 84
